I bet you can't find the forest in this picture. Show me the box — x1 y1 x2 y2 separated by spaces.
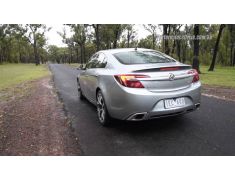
0 24 234 72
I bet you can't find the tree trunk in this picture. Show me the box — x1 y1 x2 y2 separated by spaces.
93 24 100 51
83 44 86 63
33 33 40 65
113 37 118 49
176 40 181 62
163 25 170 55
230 45 233 66
152 34 155 49
113 26 121 49
76 46 79 64
208 24 226 71
0 46 2 64
127 30 130 48
192 24 200 72
18 40 22 63
171 40 176 54
233 48 235 66
182 45 186 63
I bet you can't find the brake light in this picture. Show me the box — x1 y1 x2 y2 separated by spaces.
188 69 199 83
160 67 179 71
114 74 149 88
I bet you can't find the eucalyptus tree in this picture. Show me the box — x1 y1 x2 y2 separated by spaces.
162 24 171 55
0 24 8 63
192 24 200 72
9 24 28 62
228 24 235 66
92 24 101 51
26 24 50 65
143 24 158 49
208 24 226 71
69 24 88 64
126 24 136 48
111 24 126 49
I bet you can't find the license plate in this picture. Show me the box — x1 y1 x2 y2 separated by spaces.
164 97 185 109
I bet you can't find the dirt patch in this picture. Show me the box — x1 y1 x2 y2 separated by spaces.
0 77 81 155
202 84 235 102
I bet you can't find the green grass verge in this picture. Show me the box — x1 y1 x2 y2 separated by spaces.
0 63 49 90
66 63 81 68
200 66 235 88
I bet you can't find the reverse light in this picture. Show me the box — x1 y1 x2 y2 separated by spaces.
114 74 149 88
188 69 199 83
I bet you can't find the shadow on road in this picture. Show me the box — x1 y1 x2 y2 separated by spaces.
80 97 187 134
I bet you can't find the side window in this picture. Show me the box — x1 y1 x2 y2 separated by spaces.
86 53 99 69
96 53 107 68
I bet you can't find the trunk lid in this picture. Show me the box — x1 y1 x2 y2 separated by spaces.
131 64 193 92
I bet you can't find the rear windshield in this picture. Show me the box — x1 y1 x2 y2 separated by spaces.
113 51 176 65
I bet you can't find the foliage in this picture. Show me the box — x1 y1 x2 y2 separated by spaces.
1 24 235 70
0 24 49 65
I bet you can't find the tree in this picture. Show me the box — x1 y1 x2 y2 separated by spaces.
92 24 101 51
192 24 200 72
126 24 136 48
143 24 157 49
58 27 75 64
112 24 125 49
208 24 226 71
69 24 88 64
228 25 235 66
26 24 50 65
0 25 9 63
163 24 171 54
138 35 153 49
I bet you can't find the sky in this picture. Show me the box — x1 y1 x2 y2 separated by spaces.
45 24 154 47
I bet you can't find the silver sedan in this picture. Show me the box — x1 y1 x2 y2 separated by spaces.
77 48 201 126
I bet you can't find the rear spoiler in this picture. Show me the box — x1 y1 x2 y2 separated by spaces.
133 65 191 73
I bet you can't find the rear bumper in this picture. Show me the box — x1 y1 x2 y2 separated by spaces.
106 81 201 120
127 103 200 121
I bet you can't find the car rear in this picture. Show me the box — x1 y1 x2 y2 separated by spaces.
104 49 201 120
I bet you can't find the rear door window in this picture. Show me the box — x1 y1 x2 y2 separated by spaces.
86 53 99 69
96 53 107 68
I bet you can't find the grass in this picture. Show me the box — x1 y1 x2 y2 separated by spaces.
66 63 81 68
200 66 235 88
0 63 49 90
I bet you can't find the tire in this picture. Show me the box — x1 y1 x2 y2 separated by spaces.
79 89 85 100
96 90 112 126
77 80 85 100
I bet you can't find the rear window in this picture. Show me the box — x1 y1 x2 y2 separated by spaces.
113 51 176 65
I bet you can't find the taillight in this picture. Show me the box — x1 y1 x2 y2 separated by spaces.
188 69 199 83
114 74 149 88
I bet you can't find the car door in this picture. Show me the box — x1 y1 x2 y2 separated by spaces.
80 54 98 99
88 53 108 102
84 53 99 103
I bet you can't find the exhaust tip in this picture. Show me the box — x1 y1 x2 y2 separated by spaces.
195 103 200 108
127 112 148 121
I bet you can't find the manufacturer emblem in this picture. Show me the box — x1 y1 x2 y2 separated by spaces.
169 73 175 81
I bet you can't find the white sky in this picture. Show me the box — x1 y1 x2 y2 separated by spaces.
45 24 155 47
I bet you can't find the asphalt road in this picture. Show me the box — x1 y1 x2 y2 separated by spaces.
50 64 235 155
